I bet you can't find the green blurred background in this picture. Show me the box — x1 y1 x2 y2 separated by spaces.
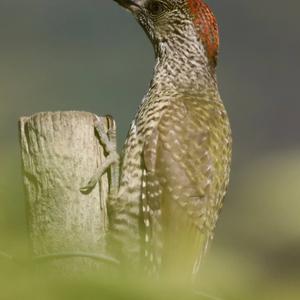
0 0 300 299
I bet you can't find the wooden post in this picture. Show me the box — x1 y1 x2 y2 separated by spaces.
19 111 116 273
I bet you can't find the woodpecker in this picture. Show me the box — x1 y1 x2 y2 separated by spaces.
107 0 231 278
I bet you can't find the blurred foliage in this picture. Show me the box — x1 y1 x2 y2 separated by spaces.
1 145 300 299
1 0 300 299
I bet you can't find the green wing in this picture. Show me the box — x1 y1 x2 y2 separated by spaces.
142 95 231 277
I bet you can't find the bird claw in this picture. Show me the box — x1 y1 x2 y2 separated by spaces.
80 115 119 194
80 177 98 194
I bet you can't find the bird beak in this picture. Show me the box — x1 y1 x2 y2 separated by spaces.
113 0 141 13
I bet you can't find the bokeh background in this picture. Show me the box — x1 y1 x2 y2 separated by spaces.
1 0 300 299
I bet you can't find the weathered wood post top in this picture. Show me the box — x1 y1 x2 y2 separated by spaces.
19 111 115 272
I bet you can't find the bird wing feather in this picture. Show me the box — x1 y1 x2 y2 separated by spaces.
142 94 231 277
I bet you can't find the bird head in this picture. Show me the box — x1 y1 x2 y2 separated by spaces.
113 0 219 68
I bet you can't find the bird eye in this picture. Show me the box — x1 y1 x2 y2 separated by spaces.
147 1 165 15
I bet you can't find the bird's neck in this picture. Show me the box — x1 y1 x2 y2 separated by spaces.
149 40 218 96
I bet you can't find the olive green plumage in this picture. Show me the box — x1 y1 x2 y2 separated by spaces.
111 0 232 278
142 91 231 276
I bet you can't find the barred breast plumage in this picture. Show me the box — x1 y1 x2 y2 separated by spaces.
111 0 232 279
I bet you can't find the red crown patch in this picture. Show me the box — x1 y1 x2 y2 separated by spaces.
187 0 219 64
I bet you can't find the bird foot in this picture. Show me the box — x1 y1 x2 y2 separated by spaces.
80 115 119 194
